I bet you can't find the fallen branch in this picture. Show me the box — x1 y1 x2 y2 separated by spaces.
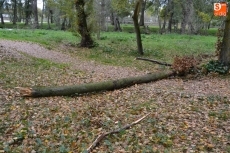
16 71 174 97
86 113 151 153
136 57 172 66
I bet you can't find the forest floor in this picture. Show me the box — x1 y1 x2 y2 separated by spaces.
0 40 230 152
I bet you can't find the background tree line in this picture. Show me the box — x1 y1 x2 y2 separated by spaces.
0 0 226 33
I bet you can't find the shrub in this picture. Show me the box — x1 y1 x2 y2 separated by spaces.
205 60 229 74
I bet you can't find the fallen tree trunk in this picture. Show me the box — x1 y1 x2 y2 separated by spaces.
16 71 174 97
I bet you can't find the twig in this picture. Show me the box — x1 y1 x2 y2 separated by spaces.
86 113 151 152
136 57 172 66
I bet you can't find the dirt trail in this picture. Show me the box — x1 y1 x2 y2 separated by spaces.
0 39 143 79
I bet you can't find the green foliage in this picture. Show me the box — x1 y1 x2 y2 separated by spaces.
205 60 229 74
198 11 211 23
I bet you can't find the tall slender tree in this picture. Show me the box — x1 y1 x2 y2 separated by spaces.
133 0 144 55
12 0 17 24
32 0 39 28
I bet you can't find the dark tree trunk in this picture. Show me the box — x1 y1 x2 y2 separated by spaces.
0 0 4 24
114 17 122 31
17 71 174 97
75 0 94 48
32 0 39 28
25 0 31 25
0 13 4 24
12 0 17 24
219 6 230 66
139 0 146 26
133 0 144 55
50 10 53 23
61 17 67 30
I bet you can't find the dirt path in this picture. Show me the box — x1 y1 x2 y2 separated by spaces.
0 40 143 79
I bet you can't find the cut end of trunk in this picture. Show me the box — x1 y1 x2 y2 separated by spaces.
15 87 33 96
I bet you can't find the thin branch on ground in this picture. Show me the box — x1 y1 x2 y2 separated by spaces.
136 57 172 66
86 113 151 153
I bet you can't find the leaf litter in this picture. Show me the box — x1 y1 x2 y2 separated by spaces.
0 40 230 152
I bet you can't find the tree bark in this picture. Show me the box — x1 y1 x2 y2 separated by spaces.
114 17 122 31
32 0 39 28
0 0 4 24
12 0 17 25
75 0 94 48
139 0 146 26
167 0 174 33
24 0 31 25
17 71 174 97
0 13 4 24
219 6 230 66
132 0 144 55
40 0 45 28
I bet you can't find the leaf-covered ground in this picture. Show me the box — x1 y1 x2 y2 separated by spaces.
0 41 230 153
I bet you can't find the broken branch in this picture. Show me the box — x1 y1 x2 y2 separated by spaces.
86 113 151 152
136 57 172 66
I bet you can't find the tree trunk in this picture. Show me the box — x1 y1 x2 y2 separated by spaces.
61 17 67 30
110 11 114 25
32 0 39 28
167 0 174 33
0 13 4 24
17 71 174 97
40 0 45 28
0 0 4 24
75 0 94 48
180 0 187 34
12 0 17 25
17 0 22 22
24 0 31 25
114 17 122 31
219 6 230 66
47 11 51 29
139 0 146 26
50 10 53 23
132 0 144 55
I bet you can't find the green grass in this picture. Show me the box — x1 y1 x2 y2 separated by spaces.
0 28 217 70
0 28 79 47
